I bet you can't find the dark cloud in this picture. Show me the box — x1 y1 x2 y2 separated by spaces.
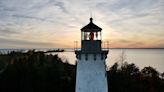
109 12 156 26
0 22 31 37
0 37 53 48
53 1 68 13
0 28 19 35
10 14 70 26
12 14 46 21
0 7 15 12
108 0 160 12
96 0 163 27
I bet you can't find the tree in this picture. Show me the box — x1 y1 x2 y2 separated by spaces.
161 72 164 79
141 66 159 78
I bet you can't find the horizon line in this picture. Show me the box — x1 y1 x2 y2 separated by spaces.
0 48 164 50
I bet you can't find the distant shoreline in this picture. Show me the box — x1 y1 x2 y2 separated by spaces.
0 48 164 50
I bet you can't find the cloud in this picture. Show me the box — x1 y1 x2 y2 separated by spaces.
0 0 163 48
0 28 19 35
53 1 68 13
11 14 46 21
0 37 54 48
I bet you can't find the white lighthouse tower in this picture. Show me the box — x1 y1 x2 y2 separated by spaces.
75 18 109 92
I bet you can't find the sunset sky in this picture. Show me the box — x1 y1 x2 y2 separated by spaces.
0 0 163 48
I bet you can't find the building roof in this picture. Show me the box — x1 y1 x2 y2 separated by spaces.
81 18 102 32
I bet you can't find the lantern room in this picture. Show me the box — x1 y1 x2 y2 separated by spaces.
81 18 102 41
80 18 102 52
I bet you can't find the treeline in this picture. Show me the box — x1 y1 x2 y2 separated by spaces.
0 50 164 92
0 50 75 92
108 62 164 92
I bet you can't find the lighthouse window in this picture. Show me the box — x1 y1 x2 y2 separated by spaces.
84 32 87 40
89 32 94 40
82 32 101 40
96 32 98 40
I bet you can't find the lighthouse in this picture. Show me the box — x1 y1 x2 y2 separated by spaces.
75 18 109 92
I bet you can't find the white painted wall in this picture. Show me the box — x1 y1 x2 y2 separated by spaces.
76 54 108 92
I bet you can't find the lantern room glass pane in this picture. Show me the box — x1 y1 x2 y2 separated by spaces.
82 32 101 40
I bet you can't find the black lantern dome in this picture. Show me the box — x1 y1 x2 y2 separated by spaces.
81 18 102 32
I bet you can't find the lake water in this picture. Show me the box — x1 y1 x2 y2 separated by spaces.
54 49 164 73
1 48 164 73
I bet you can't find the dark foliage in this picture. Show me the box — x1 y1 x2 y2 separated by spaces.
0 51 164 92
0 50 75 92
108 62 164 92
